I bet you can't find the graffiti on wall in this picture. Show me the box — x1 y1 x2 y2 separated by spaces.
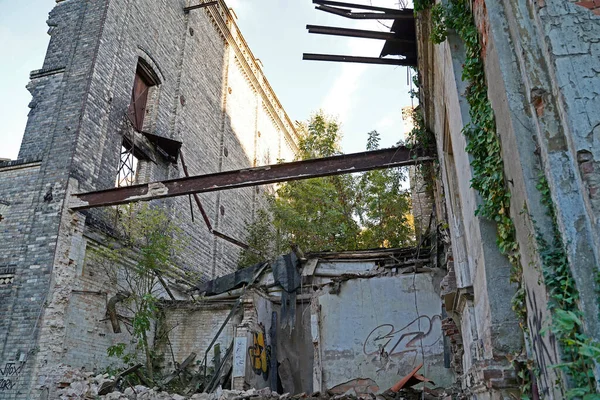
0 362 24 391
363 315 442 372
248 323 271 380
526 288 560 398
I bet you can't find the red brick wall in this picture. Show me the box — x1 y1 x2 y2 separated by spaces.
574 0 600 15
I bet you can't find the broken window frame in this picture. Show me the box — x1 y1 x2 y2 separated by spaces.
116 140 140 187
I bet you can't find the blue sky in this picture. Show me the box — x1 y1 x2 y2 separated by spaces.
0 0 414 159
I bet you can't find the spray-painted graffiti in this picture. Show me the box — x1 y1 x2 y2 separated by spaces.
363 316 442 372
0 362 24 391
248 323 271 380
526 288 560 398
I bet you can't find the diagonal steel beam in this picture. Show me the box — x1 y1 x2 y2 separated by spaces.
69 146 433 210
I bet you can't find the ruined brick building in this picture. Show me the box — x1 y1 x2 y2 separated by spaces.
415 0 600 398
0 0 298 398
2 0 600 399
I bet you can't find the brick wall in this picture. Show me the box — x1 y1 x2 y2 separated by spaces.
574 0 600 15
0 0 297 398
161 303 236 371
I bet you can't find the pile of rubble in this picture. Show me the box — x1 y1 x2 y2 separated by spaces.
54 367 452 400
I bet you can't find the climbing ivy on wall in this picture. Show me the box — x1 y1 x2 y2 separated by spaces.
535 176 600 399
429 1 519 269
414 0 600 397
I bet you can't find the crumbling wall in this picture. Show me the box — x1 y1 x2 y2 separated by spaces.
419 0 600 397
235 292 314 394
162 302 236 372
314 273 454 394
479 0 600 396
0 0 298 398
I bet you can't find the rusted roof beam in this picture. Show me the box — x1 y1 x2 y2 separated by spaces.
184 1 218 13
306 24 413 42
313 0 404 13
303 53 416 66
69 146 433 210
316 4 413 19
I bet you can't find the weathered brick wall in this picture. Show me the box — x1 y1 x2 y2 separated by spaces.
0 162 44 396
161 303 235 371
0 0 297 398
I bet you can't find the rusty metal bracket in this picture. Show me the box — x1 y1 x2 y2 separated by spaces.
184 1 218 13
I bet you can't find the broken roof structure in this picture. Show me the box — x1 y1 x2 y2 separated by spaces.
159 247 453 396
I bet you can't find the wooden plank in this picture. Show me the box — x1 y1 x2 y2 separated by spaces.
302 258 319 277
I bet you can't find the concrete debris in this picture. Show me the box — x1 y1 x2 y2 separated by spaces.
56 373 450 400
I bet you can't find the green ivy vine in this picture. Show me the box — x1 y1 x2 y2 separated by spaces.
535 176 600 399
415 0 600 397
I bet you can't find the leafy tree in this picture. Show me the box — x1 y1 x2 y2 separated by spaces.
238 112 414 261
270 111 362 253
95 204 183 382
357 131 414 248
238 208 277 268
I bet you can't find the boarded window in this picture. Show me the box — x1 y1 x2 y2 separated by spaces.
127 61 159 132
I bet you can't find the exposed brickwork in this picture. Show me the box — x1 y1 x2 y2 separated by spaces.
441 318 463 376
161 303 235 371
0 0 297 398
574 0 600 15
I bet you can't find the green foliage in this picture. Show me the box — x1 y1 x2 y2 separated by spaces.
240 111 415 256
357 131 414 248
238 209 278 268
429 0 519 268
413 0 435 12
96 204 183 382
271 168 362 253
107 342 127 359
535 176 600 397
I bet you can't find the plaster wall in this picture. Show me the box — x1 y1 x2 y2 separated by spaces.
315 273 453 394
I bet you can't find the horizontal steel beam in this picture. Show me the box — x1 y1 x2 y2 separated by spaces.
70 147 433 210
306 24 413 42
303 53 415 66
184 1 218 13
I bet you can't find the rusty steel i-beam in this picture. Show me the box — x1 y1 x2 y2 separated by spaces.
69 146 433 210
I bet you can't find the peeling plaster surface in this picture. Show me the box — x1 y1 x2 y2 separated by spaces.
316 273 453 393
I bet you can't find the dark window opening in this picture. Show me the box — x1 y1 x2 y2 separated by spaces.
128 60 160 132
0 202 9 223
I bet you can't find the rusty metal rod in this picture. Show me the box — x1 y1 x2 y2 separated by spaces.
70 146 433 210
179 151 213 231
